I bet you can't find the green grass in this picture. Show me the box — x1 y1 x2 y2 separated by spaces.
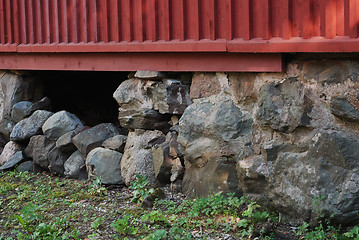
0 170 358 239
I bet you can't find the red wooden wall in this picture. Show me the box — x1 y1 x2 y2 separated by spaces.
0 0 358 71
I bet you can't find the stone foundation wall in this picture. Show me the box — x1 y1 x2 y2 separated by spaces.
0 59 359 225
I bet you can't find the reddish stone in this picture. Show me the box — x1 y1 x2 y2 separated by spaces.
190 73 221 99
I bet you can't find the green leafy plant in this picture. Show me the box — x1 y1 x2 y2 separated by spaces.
88 176 107 196
144 229 167 240
129 174 154 203
111 214 139 236
91 217 105 230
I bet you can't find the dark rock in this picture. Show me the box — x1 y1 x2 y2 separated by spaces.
48 147 71 176
73 123 120 156
151 81 192 114
25 135 55 169
121 129 165 186
0 151 25 170
118 109 162 130
152 132 184 183
142 188 165 208
42 110 83 140
11 101 33 122
64 150 87 180
16 160 34 172
178 96 253 197
102 135 127 152
56 130 80 153
10 110 53 141
268 130 359 225
256 77 312 133
25 97 52 116
86 147 123 184
330 96 359 122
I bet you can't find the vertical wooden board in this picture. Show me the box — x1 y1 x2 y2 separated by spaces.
11 0 20 44
5 0 12 43
42 0 50 43
88 0 97 42
199 0 215 40
336 0 345 36
291 0 300 37
324 0 336 38
278 0 291 39
50 0 59 43
68 0 78 43
132 0 143 41
271 0 281 37
144 0 157 41
252 0 270 39
344 0 349 36
349 0 359 37
108 0 119 42
233 0 250 39
98 0 108 42
217 0 231 39
301 0 312 39
34 0 42 43
171 0 184 40
0 0 5 43
59 0 68 43
78 0 87 43
19 0 27 43
120 0 131 41
184 0 199 40
26 0 34 44
312 0 321 36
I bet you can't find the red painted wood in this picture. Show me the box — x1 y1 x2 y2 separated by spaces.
185 0 199 40
50 0 59 43
120 0 131 42
68 0 78 43
132 0 143 42
336 0 345 36
88 0 97 42
12 0 20 44
0 0 4 44
78 0 87 43
5 0 12 43
0 52 283 72
312 0 321 36
200 0 215 40
26 0 34 44
233 0 250 40
171 0 184 41
34 0 42 43
59 0 68 43
144 0 156 41
19 0 26 43
42 0 50 43
108 0 119 42
325 0 336 39
349 0 359 38
98 0 108 42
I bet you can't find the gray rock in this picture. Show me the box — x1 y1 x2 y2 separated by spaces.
11 101 34 122
86 147 123 184
42 110 83 140
118 109 162 130
73 123 120 156
268 130 359 225
10 110 53 141
121 129 165 186
178 96 253 197
152 131 183 183
330 96 359 122
102 135 127 152
25 135 55 169
0 71 43 138
256 77 312 133
134 71 167 80
151 81 192 114
0 141 22 166
25 97 52 116
16 161 34 172
64 150 87 180
0 151 25 170
48 148 71 176
56 130 79 153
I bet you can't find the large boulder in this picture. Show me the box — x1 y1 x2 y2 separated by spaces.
267 131 359 225
10 110 53 141
178 96 253 197
73 123 120 156
25 135 55 169
121 129 165 186
64 150 87 180
117 109 161 130
56 130 80 153
86 147 123 184
102 134 127 152
0 141 22 166
256 77 312 133
0 71 43 138
42 111 83 140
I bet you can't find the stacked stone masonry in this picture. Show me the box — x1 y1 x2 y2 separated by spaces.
0 60 359 225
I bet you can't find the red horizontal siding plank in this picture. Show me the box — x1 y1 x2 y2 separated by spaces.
0 52 283 72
